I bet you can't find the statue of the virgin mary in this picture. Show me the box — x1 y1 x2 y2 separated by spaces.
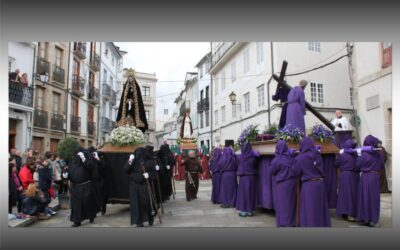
115 68 148 133
180 112 193 139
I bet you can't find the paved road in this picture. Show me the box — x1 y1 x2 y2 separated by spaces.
31 180 392 228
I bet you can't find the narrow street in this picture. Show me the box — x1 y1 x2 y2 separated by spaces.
31 180 392 228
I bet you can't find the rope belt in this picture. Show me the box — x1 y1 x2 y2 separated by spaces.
303 177 324 183
71 180 91 186
364 170 380 175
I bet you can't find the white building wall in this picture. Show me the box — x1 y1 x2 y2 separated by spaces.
8 42 36 83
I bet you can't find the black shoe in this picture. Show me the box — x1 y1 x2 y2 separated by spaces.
186 198 191 202
71 222 81 227
101 205 106 215
137 223 144 227
90 217 95 223
149 217 154 226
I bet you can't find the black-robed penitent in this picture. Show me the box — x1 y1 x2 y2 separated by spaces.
157 144 176 201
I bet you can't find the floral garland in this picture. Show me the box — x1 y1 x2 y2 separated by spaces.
177 137 197 145
311 124 334 143
238 124 259 146
275 124 304 143
107 125 148 146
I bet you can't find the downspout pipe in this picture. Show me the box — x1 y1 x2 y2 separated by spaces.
267 42 275 128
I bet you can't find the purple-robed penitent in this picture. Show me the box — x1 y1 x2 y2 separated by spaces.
257 156 277 210
323 154 338 208
270 140 297 227
357 135 384 224
285 86 306 134
293 137 331 227
336 139 360 217
236 143 259 213
210 148 222 203
272 86 291 129
219 147 238 207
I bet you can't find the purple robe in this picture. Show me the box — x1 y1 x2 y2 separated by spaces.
293 137 331 227
257 156 277 209
270 140 297 227
285 86 306 133
272 86 290 129
210 148 222 204
236 143 259 213
336 139 359 217
323 154 338 208
357 135 384 224
219 147 238 207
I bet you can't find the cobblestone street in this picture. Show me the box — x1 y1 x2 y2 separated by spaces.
30 180 392 228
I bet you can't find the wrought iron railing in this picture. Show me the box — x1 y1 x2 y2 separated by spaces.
89 51 101 71
102 83 111 99
73 42 86 59
110 89 117 105
52 65 65 84
71 74 85 97
88 86 100 105
70 114 81 133
9 82 34 107
34 109 48 128
211 42 237 68
88 121 96 137
51 113 64 131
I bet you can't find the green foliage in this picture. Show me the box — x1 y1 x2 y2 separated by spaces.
263 123 279 135
57 137 80 162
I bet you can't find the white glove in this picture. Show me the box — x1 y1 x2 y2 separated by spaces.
93 152 99 160
143 172 149 179
166 165 170 170
62 172 68 179
339 149 344 154
356 148 362 157
78 152 86 162
128 154 135 164
155 165 160 171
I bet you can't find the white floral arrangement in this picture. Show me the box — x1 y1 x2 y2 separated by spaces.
107 125 148 146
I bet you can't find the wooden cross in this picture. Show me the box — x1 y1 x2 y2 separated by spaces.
272 61 336 132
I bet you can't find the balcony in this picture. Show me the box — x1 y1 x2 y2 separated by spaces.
9 82 34 107
73 42 86 59
89 51 101 71
102 83 111 99
71 74 85 97
142 96 152 106
110 89 117 105
179 100 190 116
51 113 64 131
70 115 81 134
37 57 50 76
52 65 65 84
88 121 96 137
197 97 210 113
34 109 48 129
211 42 237 71
101 116 115 133
88 86 100 105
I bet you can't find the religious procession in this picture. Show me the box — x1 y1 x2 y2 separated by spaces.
8 42 391 228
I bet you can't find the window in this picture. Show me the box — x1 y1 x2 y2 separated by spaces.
221 106 226 123
256 42 264 64
317 83 324 103
88 105 94 122
145 111 150 121
205 60 210 72
310 82 317 102
164 109 168 115
110 76 114 89
214 76 218 95
200 90 204 100
103 69 107 84
73 59 80 76
232 104 237 119
143 86 150 96
55 47 63 67
382 42 392 68
199 65 204 78
308 42 321 52
221 71 226 91
38 42 48 59
200 112 204 129
71 98 79 116
350 88 354 106
52 92 61 114
206 86 209 99
244 93 250 113
214 110 218 125
205 110 210 127
243 49 250 73
36 87 45 110
231 61 236 83
257 84 265 107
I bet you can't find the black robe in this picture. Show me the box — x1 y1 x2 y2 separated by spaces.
68 152 99 224
116 77 148 133
145 146 163 206
124 147 157 226
158 144 176 201
184 157 203 200
88 148 106 211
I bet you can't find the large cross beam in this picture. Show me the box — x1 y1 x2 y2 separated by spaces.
272 61 336 132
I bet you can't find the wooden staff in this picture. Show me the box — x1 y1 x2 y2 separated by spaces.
156 174 164 214
142 166 162 224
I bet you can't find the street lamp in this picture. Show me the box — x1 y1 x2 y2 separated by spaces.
229 91 237 104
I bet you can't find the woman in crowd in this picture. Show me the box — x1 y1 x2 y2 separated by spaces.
236 142 259 217
21 183 51 220
18 158 36 190
9 162 24 215
270 140 297 226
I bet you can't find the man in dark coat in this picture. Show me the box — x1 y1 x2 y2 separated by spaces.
124 147 157 227
116 71 148 133
67 147 99 227
157 144 176 201
183 150 203 201
272 81 291 129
